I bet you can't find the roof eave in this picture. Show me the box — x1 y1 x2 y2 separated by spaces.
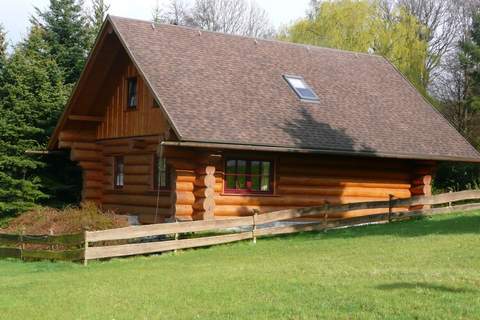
161 140 480 163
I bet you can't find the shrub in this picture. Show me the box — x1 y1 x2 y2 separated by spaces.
0 202 129 235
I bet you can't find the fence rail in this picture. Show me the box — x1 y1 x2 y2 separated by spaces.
83 190 480 264
2 190 480 263
0 232 84 261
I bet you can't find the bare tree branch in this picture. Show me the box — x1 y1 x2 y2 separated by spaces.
154 0 274 38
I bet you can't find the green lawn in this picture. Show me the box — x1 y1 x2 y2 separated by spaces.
0 212 479 319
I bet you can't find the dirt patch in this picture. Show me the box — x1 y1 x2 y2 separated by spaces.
1 202 129 235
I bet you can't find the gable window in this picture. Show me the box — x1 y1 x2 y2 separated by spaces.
127 77 138 109
114 156 124 189
224 159 274 194
284 75 319 102
153 154 169 190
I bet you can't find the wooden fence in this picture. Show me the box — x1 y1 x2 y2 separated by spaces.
1 190 480 264
0 233 84 261
83 190 480 264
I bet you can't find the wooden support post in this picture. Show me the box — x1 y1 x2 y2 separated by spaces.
83 229 88 266
252 209 259 244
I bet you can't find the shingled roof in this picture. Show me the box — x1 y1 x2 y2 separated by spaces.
52 15 480 162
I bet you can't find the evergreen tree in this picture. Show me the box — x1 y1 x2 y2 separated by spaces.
0 25 7 97
88 0 110 47
32 0 90 84
0 24 6 63
0 26 71 216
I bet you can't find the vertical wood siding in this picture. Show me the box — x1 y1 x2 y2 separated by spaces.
97 62 169 139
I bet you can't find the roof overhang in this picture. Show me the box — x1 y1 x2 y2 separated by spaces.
161 140 480 163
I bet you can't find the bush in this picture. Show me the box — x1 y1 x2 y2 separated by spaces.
0 202 129 235
433 162 480 193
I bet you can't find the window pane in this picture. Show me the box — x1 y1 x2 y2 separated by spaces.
288 78 306 89
226 175 236 189
237 175 247 189
127 78 137 108
237 160 246 174
251 175 260 191
115 157 124 188
261 161 271 174
226 160 236 174
261 176 270 191
224 159 273 193
285 76 319 101
159 171 166 187
297 88 317 99
251 161 260 175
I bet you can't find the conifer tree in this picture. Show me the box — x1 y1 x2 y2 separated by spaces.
0 26 71 216
32 0 90 84
88 0 110 47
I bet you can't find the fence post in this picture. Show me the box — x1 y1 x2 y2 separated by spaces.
83 229 88 266
323 214 329 233
252 209 259 244
448 190 453 207
388 194 394 223
19 227 26 261
49 229 54 251
323 201 330 233
174 218 179 255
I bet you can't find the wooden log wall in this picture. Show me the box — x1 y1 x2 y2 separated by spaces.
192 166 216 220
96 61 170 140
99 136 171 224
160 148 427 221
213 155 416 219
58 130 103 204
409 161 435 211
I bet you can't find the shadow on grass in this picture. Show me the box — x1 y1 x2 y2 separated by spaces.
376 282 476 293
258 213 480 243
314 214 480 239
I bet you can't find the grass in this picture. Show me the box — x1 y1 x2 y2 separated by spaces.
0 212 479 319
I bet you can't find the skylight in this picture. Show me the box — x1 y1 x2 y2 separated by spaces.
284 75 319 102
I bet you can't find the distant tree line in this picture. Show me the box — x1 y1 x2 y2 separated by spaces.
1 0 479 217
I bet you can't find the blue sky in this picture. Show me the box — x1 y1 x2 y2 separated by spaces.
0 0 310 45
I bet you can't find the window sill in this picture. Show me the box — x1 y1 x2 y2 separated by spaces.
221 192 279 197
146 189 171 195
104 189 171 196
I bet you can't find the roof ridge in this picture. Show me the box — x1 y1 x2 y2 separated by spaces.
107 14 384 59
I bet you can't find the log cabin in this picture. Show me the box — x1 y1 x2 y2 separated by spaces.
47 15 480 224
